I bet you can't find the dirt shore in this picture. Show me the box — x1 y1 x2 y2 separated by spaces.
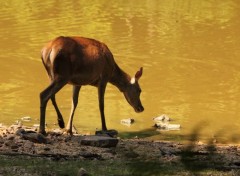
1 124 240 175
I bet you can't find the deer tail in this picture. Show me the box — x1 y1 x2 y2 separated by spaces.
41 47 62 81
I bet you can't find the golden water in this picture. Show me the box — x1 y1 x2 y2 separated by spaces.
0 0 240 143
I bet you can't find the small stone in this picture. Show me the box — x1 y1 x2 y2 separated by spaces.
11 144 19 150
0 137 4 144
64 136 72 142
80 135 119 148
24 140 34 149
15 129 26 136
125 151 139 158
7 134 15 140
44 147 51 151
4 140 15 147
22 131 48 144
77 168 89 176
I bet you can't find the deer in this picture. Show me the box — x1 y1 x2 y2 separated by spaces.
39 36 144 135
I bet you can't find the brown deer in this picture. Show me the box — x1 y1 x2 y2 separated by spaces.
40 36 144 135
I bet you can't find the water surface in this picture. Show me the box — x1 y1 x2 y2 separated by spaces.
0 0 240 143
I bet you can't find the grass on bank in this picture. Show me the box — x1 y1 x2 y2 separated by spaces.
0 155 239 176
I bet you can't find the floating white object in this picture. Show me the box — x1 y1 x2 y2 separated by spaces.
0 123 5 128
155 122 181 130
13 120 22 126
121 118 135 126
33 124 40 127
21 116 31 121
153 114 171 122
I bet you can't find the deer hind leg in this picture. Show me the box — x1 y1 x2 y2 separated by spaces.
66 85 81 135
98 81 107 131
39 79 67 135
51 95 64 128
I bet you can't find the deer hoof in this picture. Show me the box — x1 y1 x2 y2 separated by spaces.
58 120 65 129
64 129 73 136
38 129 47 136
58 118 65 128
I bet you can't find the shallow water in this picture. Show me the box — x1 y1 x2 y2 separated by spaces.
0 0 240 143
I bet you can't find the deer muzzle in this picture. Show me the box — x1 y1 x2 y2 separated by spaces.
135 105 144 113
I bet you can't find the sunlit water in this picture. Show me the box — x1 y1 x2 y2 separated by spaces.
0 0 240 143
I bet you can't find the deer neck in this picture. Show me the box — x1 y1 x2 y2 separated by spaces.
110 64 131 92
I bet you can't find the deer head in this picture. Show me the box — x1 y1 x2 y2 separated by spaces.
123 67 144 113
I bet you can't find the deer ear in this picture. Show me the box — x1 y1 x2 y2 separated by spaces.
135 67 143 81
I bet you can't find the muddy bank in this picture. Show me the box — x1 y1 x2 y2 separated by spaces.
0 124 178 161
1 124 240 175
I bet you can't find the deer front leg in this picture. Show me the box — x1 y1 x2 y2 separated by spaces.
66 85 81 135
98 81 107 131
